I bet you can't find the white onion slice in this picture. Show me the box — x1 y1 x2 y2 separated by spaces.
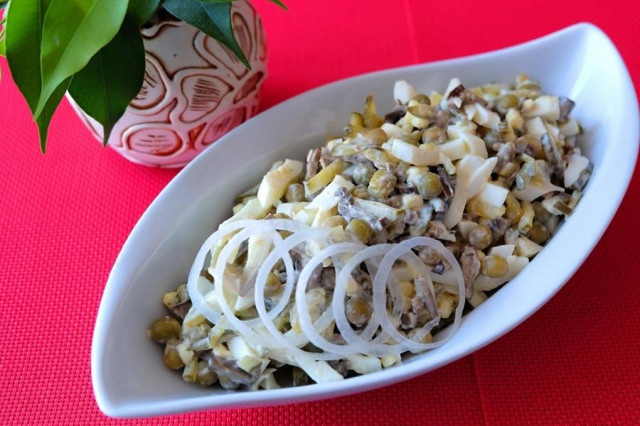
372 237 465 352
187 220 264 324
188 219 324 327
216 227 288 326
187 219 467 364
333 245 439 357
235 230 289 328
387 268 406 319
361 258 392 345
295 242 381 355
254 228 329 324
213 227 282 348
220 218 313 234
392 250 438 343
254 228 345 360
283 309 334 347
403 237 465 330
215 224 345 360
333 245 403 356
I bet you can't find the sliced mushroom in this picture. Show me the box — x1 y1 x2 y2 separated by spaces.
540 133 565 175
488 217 510 243
437 166 454 198
336 187 386 231
162 284 192 319
558 97 575 120
414 277 439 319
460 247 481 299
305 147 322 180
206 352 260 389
493 142 516 173
426 220 456 242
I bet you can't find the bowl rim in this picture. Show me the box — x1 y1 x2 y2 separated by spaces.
92 22 639 418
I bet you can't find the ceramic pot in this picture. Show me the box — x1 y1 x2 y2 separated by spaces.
69 1 267 167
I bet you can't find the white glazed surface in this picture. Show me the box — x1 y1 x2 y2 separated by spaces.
92 23 639 417
70 0 267 168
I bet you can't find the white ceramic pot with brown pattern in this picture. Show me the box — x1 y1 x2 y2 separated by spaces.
68 0 266 167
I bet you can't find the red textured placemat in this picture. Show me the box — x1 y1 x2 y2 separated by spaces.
1 1 639 424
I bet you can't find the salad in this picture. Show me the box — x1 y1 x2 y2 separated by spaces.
147 75 592 390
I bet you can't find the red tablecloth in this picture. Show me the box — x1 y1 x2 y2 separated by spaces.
1 1 639 424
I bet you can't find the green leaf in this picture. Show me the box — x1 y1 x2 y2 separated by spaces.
68 17 145 146
37 77 71 153
0 15 5 57
0 11 5 58
163 0 250 69
5 0 66 152
4 0 73 152
127 0 162 26
5 0 50 113
35 0 128 118
0 29 5 58
268 0 287 10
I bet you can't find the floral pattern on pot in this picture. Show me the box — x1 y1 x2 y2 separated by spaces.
69 0 267 167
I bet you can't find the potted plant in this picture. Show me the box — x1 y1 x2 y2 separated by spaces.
0 0 284 167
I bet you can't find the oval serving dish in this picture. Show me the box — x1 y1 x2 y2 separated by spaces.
92 23 638 418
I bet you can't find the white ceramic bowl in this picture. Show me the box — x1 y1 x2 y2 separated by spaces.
92 23 639 418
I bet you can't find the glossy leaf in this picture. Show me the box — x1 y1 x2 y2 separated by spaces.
37 78 71 153
0 0 5 62
163 0 250 69
5 0 49 113
0 4 5 56
268 0 287 10
0 28 5 58
0 12 5 57
5 0 67 152
68 17 145 146
36 0 128 118
196 0 287 7
127 0 162 26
